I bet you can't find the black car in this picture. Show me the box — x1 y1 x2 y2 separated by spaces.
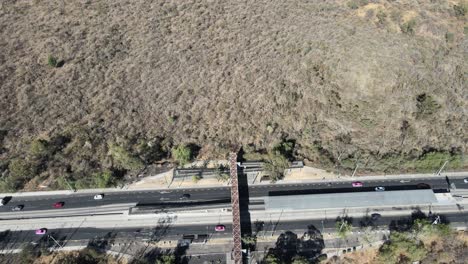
12 205 24 211
180 194 191 200
371 213 381 220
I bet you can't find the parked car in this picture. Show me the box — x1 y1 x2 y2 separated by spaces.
35 228 47 235
94 194 104 200
375 186 385 191
180 194 191 200
53 202 65 208
215 225 225 232
12 205 24 211
352 181 363 187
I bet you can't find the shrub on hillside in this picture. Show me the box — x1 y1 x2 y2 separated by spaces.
172 144 192 166
263 152 290 182
108 144 144 171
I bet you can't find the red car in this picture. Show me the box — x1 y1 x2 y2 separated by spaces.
215 225 225 232
53 202 65 208
35 228 47 235
352 181 363 187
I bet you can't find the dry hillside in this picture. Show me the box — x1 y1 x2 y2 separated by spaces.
0 0 467 190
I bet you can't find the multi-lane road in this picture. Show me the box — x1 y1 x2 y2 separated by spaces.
0 175 466 215
1 210 467 252
0 173 467 254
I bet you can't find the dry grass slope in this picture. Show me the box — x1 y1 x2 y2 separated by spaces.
0 0 467 189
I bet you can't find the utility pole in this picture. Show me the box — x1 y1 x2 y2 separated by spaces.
351 164 359 178
64 178 75 192
48 235 63 249
436 161 448 176
339 220 346 232
271 210 284 237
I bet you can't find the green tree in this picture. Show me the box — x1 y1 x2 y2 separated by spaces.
215 165 230 182
241 235 257 247
93 171 115 188
157 254 175 264
263 253 280 264
0 177 16 192
415 93 440 119
171 144 192 166
454 2 467 17
108 143 144 171
263 152 290 182
272 140 295 160
8 159 37 190
192 175 202 183
378 232 427 263
400 19 416 35
335 219 353 239
291 256 308 264
29 139 50 158
47 55 58 67
8 159 35 179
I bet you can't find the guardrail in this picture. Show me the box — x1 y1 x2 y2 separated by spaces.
173 161 304 180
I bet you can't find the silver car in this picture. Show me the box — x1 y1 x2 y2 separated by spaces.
375 186 385 191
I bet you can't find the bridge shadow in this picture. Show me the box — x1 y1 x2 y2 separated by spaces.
238 165 253 262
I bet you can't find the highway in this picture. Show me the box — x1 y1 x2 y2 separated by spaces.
0 175 465 215
0 211 467 252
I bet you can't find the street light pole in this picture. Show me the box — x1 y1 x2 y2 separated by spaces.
64 178 75 192
271 210 284 237
48 235 63 249
351 164 359 178
436 161 448 176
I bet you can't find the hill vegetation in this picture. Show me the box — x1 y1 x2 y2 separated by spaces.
0 0 467 191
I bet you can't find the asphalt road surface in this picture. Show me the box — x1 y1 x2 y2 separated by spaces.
0 176 466 214
0 211 467 251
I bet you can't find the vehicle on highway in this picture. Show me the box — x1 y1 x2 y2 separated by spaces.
35 228 47 235
215 225 225 232
399 180 411 183
371 213 381 220
351 181 363 187
94 194 104 200
53 202 65 208
464 178 468 183
12 205 24 211
180 194 191 200
0 197 6 206
375 186 385 191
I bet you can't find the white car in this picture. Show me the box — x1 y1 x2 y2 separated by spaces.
94 194 104 200
464 178 468 184
375 186 385 191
